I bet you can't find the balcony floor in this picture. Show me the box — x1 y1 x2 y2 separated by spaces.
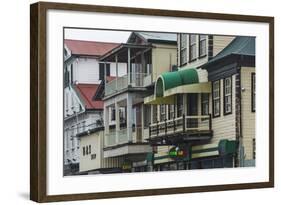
103 143 152 158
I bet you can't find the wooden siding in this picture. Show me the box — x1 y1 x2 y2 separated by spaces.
213 36 235 56
177 34 234 69
241 67 256 160
79 131 102 172
210 75 237 145
152 44 177 82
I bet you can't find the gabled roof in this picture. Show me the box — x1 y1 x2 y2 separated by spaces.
136 32 177 42
64 39 120 57
204 36 255 66
127 32 177 45
74 83 103 110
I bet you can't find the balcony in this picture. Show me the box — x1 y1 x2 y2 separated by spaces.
148 114 213 145
104 127 152 158
105 128 130 147
105 73 152 96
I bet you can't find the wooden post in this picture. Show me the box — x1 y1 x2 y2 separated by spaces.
164 119 167 135
209 114 212 130
183 114 186 132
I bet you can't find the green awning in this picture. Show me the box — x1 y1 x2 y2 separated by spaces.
155 68 199 97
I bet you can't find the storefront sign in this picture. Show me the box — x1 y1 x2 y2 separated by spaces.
169 147 189 159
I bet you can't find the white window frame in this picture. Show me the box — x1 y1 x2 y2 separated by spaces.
189 34 197 61
224 77 232 114
199 35 207 57
180 34 187 66
212 80 220 117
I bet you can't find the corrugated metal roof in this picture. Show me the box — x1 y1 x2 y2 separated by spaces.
136 32 177 42
74 83 103 110
207 36 255 65
64 39 120 56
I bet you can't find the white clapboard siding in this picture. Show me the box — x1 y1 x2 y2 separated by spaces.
210 75 237 145
213 36 235 56
241 67 255 160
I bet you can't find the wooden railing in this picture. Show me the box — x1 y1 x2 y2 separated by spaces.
149 114 212 138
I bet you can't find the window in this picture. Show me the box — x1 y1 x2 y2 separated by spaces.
65 92 69 111
179 34 187 66
65 128 69 149
144 105 151 128
176 95 183 117
224 77 232 114
168 104 175 119
201 93 209 115
252 73 256 112
152 105 158 123
88 145 91 154
99 63 110 81
91 154 97 160
86 146 88 155
212 80 220 117
199 35 207 57
83 147 85 156
160 105 166 121
189 35 197 61
111 107 116 121
71 136 75 149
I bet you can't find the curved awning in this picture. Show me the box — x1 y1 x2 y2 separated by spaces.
145 68 211 105
155 68 199 97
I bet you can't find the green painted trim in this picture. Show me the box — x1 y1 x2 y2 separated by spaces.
154 146 219 161
154 155 170 160
192 147 218 154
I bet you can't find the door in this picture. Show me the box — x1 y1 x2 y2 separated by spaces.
186 94 198 128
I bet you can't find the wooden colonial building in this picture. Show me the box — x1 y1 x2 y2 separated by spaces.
98 32 178 172
144 35 256 170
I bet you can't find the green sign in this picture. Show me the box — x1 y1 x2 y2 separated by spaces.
169 147 189 159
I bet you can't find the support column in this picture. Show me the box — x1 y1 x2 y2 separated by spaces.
127 94 133 142
115 101 120 144
127 48 131 85
104 105 109 146
115 55 118 90
141 103 144 142
183 94 187 116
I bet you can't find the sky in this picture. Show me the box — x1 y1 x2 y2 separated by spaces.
64 28 132 43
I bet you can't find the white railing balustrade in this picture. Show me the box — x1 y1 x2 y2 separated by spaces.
105 73 151 96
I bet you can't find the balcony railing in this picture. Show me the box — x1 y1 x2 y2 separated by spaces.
105 73 151 96
149 114 212 139
105 128 130 147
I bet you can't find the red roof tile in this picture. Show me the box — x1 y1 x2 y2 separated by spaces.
64 39 119 56
74 83 103 109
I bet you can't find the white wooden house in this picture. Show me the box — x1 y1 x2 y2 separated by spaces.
63 40 127 175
